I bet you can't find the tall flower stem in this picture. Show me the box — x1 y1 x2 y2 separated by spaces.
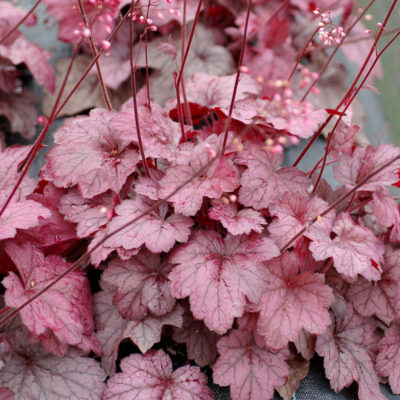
221 0 253 155
76 0 113 110
293 0 398 168
313 28 400 193
300 0 377 102
129 1 149 177
0 12 131 219
175 0 203 142
0 0 42 44
280 154 400 253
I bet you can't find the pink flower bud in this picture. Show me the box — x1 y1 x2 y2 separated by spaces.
101 40 111 50
82 28 91 38
37 115 48 125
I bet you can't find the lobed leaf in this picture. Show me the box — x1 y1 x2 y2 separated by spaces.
103 349 212 400
169 230 279 333
213 327 290 400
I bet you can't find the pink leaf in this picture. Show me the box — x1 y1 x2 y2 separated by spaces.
94 285 183 374
209 199 266 235
368 187 400 229
346 247 400 322
159 136 239 216
0 387 13 400
333 144 400 192
0 146 51 241
169 230 279 334
315 297 385 400
43 0 119 46
0 89 38 140
308 212 384 280
23 182 77 255
0 200 51 241
125 306 184 355
267 107 327 139
0 2 36 29
59 188 114 238
257 253 333 350
173 311 219 367
184 73 259 110
110 97 183 163
0 3 54 93
328 114 359 159
226 95 326 138
376 323 400 394
268 191 334 247
2 242 100 355
101 250 176 320
94 195 193 259
103 349 212 400
238 148 309 210
0 35 55 92
42 109 139 198
135 169 165 200
0 145 36 200
0 346 106 400
213 327 290 400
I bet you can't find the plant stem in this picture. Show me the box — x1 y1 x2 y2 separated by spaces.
129 2 150 177
313 28 400 193
0 0 42 44
76 0 112 110
180 0 193 128
306 26 400 53
300 0 377 102
266 0 290 24
175 0 203 142
144 0 152 110
221 0 252 155
0 13 131 220
280 154 400 253
0 44 80 218
287 27 319 83
0 153 220 328
294 0 398 169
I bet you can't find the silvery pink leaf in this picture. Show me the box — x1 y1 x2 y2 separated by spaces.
43 109 138 198
3 242 100 356
94 285 183 375
209 199 266 235
213 327 289 400
238 148 309 210
376 323 400 394
316 296 385 400
173 311 219 367
0 346 106 400
101 250 176 320
257 253 333 350
308 212 384 280
103 349 212 400
347 247 400 322
169 230 279 334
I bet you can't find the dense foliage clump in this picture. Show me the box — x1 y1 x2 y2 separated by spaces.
0 1 400 399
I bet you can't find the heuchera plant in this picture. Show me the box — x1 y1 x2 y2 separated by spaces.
0 0 400 399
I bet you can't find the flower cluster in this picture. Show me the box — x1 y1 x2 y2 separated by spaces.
314 8 346 45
